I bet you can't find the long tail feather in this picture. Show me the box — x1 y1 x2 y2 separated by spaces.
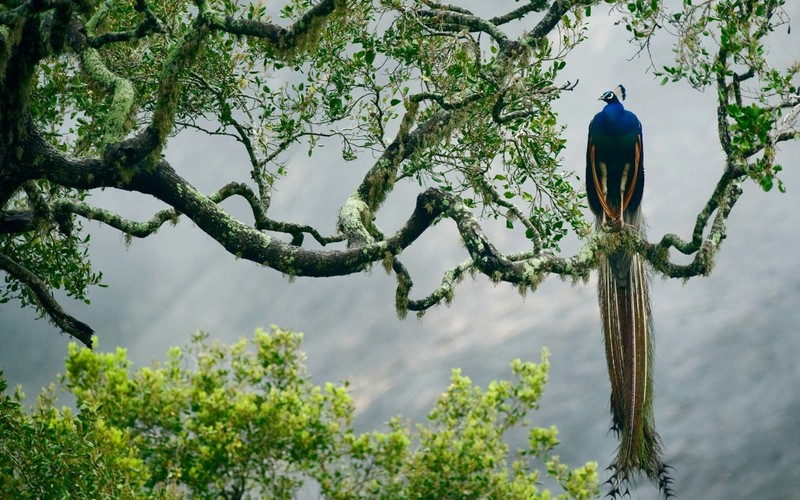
597 223 673 498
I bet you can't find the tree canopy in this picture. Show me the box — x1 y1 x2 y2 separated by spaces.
1 0 795 345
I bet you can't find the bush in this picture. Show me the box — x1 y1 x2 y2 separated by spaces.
0 327 599 499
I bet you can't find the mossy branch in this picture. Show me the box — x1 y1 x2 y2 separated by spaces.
416 5 511 50
49 182 342 246
113 162 449 278
390 180 743 315
78 47 135 145
489 0 550 26
522 0 574 47
86 0 165 48
196 0 345 57
145 21 210 164
340 2 570 251
0 252 93 347
51 199 179 239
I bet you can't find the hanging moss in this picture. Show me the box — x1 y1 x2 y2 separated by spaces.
276 0 350 61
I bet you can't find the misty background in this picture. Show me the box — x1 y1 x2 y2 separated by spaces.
2 2 799 498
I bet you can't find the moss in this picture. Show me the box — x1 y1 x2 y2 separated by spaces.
577 233 600 265
141 24 209 166
337 193 373 246
520 259 546 292
382 252 393 274
84 0 110 35
646 243 671 273
0 19 23 75
80 48 135 145
394 269 410 319
276 0 350 61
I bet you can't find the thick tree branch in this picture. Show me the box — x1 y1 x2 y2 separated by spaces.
490 0 550 26
0 210 36 234
338 106 453 246
128 163 446 276
522 0 573 46
196 0 343 52
0 252 93 347
24 133 446 278
416 5 511 49
392 176 745 314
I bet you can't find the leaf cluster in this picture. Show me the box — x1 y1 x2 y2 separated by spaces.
648 0 797 192
0 182 103 312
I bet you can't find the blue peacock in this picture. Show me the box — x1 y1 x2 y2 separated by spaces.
586 85 673 498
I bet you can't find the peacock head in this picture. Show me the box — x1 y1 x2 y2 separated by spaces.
599 84 626 104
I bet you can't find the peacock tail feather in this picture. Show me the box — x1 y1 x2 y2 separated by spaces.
597 221 673 498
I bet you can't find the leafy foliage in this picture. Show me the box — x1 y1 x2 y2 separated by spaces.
0 327 599 499
647 0 797 192
0 183 103 311
0 375 147 498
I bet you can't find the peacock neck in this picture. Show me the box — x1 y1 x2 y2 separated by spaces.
603 101 625 114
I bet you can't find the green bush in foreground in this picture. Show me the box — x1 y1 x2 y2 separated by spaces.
0 327 598 499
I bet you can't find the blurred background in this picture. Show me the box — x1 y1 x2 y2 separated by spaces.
2 3 799 498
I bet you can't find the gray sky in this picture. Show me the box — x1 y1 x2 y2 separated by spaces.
2 2 799 498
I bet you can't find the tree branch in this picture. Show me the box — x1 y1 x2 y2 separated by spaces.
0 252 93 347
416 5 511 49
196 0 344 52
489 0 549 26
0 210 36 234
66 13 137 146
50 182 343 246
522 0 573 46
391 176 746 315
87 0 165 48
28 131 445 276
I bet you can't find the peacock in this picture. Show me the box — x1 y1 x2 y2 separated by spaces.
586 85 673 498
